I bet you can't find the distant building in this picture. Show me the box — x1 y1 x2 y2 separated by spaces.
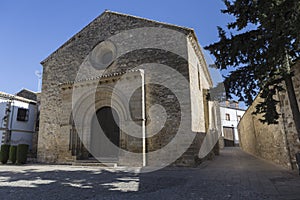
219 100 245 147
0 89 38 150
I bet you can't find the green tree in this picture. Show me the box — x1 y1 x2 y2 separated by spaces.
205 0 300 139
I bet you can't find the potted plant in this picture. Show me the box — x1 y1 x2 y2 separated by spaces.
16 144 29 164
0 144 10 164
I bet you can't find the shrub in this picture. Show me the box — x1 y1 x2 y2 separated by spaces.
17 144 29 164
9 146 17 164
0 144 10 164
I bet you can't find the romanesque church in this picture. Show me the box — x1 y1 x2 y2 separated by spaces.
37 11 219 168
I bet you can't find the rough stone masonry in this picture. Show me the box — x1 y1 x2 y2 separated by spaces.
238 62 300 170
37 11 218 167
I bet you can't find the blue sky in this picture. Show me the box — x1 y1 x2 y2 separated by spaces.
0 0 233 94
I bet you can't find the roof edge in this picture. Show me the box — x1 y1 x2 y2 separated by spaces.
41 10 194 66
41 11 109 65
187 32 214 87
105 10 194 32
0 91 37 104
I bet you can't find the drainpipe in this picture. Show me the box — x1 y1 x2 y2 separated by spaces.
140 69 147 167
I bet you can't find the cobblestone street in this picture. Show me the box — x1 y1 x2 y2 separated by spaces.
0 148 299 200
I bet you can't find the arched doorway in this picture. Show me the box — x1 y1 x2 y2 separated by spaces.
90 107 120 161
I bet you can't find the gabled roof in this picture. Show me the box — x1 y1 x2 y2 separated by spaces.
0 91 37 104
107 11 194 32
41 10 196 65
40 10 213 86
15 88 37 101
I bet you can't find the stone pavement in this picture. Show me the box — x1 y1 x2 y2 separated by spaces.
0 147 299 200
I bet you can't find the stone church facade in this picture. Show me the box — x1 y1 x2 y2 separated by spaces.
37 11 217 167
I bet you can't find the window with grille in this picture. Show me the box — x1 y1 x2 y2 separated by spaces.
17 108 29 121
225 113 230 121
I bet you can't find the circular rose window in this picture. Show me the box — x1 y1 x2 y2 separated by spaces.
89 41 117 70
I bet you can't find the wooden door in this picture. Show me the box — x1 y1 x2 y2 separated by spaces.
91 107 120 160
223 127 235 147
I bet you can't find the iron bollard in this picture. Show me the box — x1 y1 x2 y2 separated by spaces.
296 152 300 175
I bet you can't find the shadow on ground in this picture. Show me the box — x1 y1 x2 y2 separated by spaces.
0 148 299 200
0 166 190 200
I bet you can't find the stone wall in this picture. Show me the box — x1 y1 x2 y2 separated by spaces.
38 11 190 163
278 63 300 169
38 11 215 167
238 63 300 169
60 70 145 166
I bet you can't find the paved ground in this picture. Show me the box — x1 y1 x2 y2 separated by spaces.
0 148 299 200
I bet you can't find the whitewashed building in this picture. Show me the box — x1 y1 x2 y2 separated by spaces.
0 89 38 149
219 101 245 147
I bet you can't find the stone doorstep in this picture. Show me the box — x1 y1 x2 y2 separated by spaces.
72 160 118 167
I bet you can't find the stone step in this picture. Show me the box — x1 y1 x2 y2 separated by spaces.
72 160 117 167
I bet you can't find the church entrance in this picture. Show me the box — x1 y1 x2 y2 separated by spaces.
90 107 120 161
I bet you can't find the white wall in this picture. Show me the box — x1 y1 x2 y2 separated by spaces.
0 130 3 143
0 102 8 127
10 102 37 132
11 131 33 147
0 97 37 148
220 106 245 144
187 37 212 133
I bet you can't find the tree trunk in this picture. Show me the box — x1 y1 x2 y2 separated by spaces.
284 74 300 140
